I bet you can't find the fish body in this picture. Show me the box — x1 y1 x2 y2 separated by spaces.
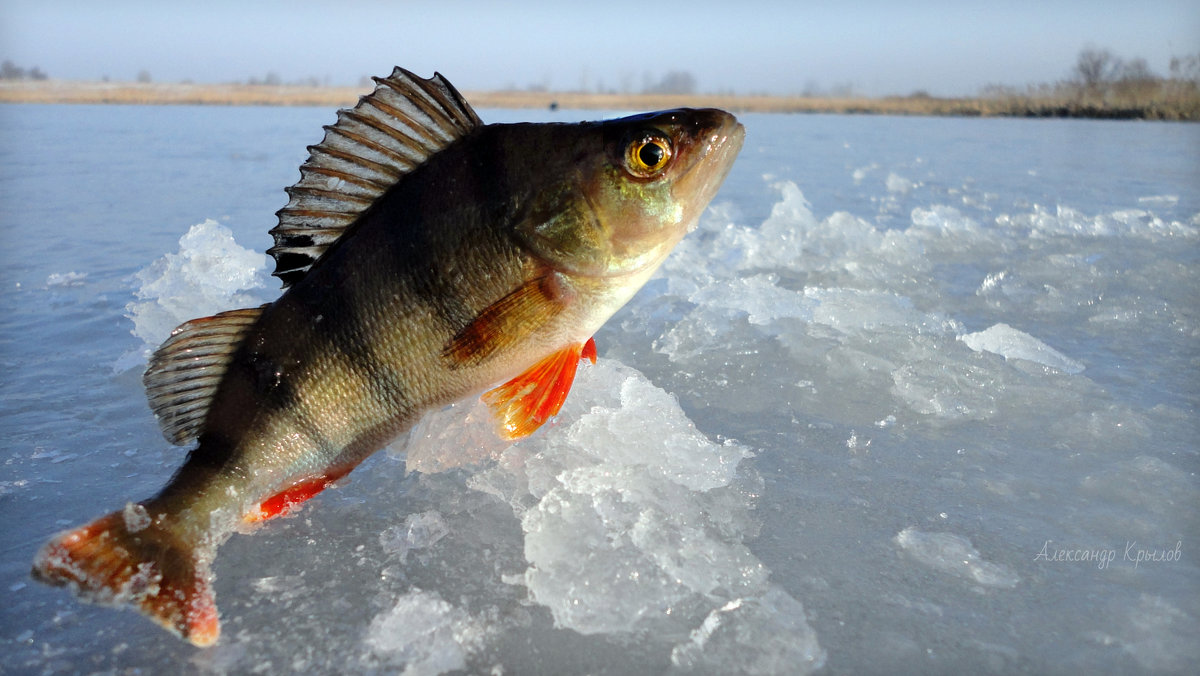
31 68 743 645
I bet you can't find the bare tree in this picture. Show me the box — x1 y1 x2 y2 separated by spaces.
1113 58 1159 99
1169 54 1200 84
645 71 696 95
1073 47 1122 90
1117 58 1157 83
1 60 26 80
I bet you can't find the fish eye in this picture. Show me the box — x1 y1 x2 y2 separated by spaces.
625 133 673 177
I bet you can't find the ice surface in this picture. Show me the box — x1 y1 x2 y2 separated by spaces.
1086 594 1200 672
4 108 1198 675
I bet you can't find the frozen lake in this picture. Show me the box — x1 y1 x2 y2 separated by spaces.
1 103 1197 674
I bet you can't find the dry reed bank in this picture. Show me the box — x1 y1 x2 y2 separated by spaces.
1 80 1197 120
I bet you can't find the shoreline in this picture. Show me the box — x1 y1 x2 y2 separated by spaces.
1 80 1195 120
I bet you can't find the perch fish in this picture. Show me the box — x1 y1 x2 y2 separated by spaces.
31 67 744 646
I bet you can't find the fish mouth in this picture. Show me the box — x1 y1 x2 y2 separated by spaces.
680 110 745 211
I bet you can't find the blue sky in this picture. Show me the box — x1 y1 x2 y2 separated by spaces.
2 1 1197 96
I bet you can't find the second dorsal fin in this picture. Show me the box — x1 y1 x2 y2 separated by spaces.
268 67 484 288
143 306 264 445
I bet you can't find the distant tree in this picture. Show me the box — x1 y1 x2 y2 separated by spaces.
827 82 856 98
0 60 49 80
1117 58 1156 83
1 60 26 80
136 70 152 83
645 70 696 95
1073 47 1121 90
1169 53 1200 84
1113 58 1159 100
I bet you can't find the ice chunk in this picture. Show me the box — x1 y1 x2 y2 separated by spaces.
911 204 981 234
851 162 878 184
894 528 1019 588
121 502 150 533
959 323 1084 374
124 219 271 354
401 400 512 475
669 588 826 675
686 274 815 326
379 511 450 564
45 271 87 287
364 589 484 675
406 359 783 643
885 172 915 195
507 363 759 634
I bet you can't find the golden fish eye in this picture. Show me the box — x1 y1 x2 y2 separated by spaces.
625 134 673 177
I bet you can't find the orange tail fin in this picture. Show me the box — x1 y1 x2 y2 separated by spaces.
31 507 219 646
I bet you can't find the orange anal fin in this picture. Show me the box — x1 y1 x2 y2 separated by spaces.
581 336 597 364
245 469 350 524
482 339 597 440
32 509 220 647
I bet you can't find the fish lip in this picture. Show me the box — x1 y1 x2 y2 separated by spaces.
672 109 744 216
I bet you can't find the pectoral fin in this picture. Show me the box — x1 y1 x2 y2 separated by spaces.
482 337 597 440
442 275 568 367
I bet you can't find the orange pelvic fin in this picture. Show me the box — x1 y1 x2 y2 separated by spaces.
32 507 219 647
244 469 350 523
482 337 597 440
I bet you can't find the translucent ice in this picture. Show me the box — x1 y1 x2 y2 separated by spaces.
894 527 1020 588
885 172 915 195
468 361 764 634
364 589 485 675
45 271 88 287
396 358 821 664
959 322 1085 374
124 219 271 353
669 588 826 675
379 511 450 564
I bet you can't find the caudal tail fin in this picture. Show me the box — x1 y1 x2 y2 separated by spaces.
31 506 219 646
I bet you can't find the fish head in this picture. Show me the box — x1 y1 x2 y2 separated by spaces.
515 108 744 279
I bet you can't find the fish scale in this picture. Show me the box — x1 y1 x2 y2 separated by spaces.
31 66 743 645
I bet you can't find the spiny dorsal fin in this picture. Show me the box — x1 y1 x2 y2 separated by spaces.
268 68 483 288
143 306 264 445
